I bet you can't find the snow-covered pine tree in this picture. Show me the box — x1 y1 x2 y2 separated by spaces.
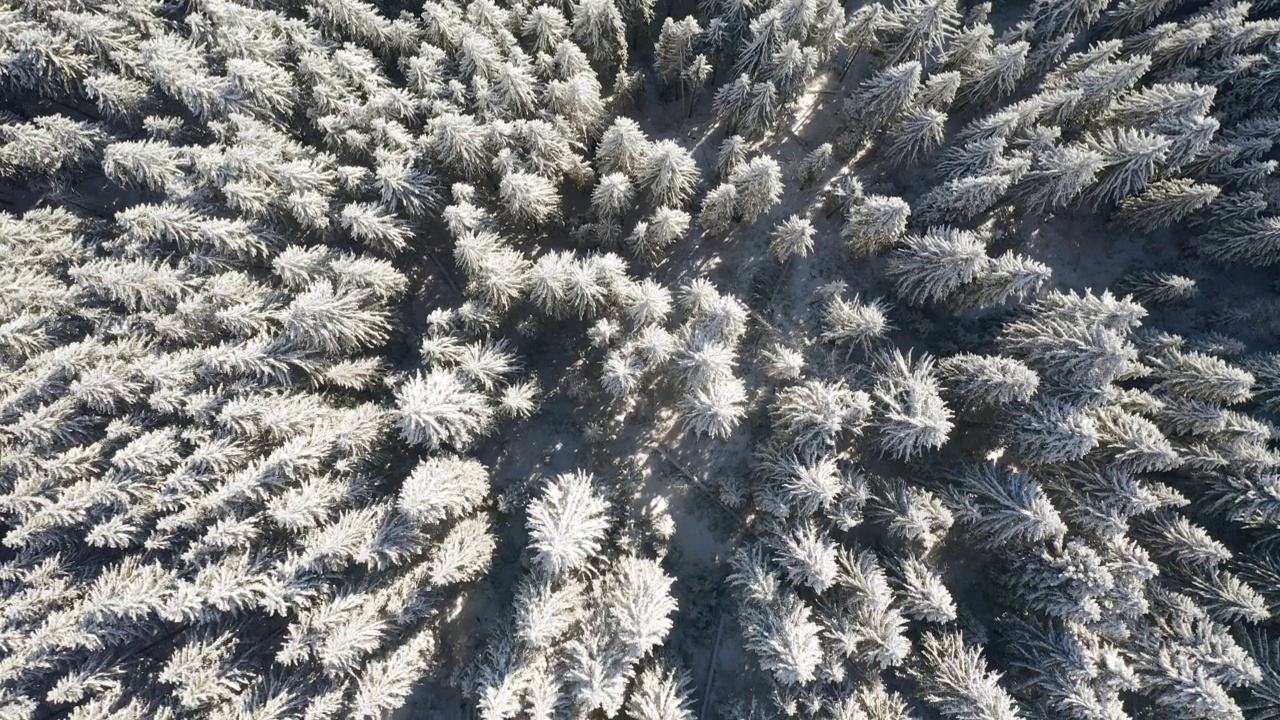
101 140 191 195
399 455 490 527
426 113 491 179
1198 215 1280 267
607 555 678 656
770 215 816 261
880 106 947 168
523 5 569 54
1084 127 1171 207
880 0 961 65
868 478 956 551
629 207 691 259
842 194 911 256
1115 179 1220 233
0 115 104 179
527 470 612 576
1102 0 1177 34
572 0 626 64
824 546 911 668
771 379 873 451
741 81 780 139
944 462 1067 548
679 377 748 438
727 546 824 686
797 142 833 188
625 662 696 720
1149 349 1255 405
886 227 988 305
771 520 841 594
591 172 636 220
753 444 845 518
767 40 817 99
893 554 958 623
998 290 1144 402
954 250 1053 309
1138 512 1232 572
1088 404 1181 473
999 616 1130 719
712 75 753 128
620 280 674 329
654 17 702 90
938 353 1040 406
761 343 806 382
498 171 560 225
713 135 748 182
731 7 785 78
729 155 783 223
834 7 881 85
454 233 532 311
548 72 607 140
340 203 414 253
1114 271 1197 304
282 280 391 354
920 70 963 110
870 349 953 459
1003 398 1100 465
596 117 651 178
912 631 1022 720
960 41 1030 107
847 61 923 135
1016 143 1106 214
374 150 441 219
395 369 494 449
820 290 892 353
937 135 1010 181
638 140 701 208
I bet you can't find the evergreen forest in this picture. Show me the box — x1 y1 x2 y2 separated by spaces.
3 0 1280 717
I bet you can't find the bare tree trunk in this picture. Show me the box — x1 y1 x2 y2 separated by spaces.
698 613 726 720
838 49 860 82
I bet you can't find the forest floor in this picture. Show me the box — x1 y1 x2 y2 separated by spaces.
399 57 1279 717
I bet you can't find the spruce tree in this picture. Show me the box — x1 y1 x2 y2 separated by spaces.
842 194 911 256
797 142 833 188
770 215 816 261
741 81 780 139
938 354 1040 406
881 0 961 64
886 227 988 305
848 61 923 134
1085 128 1172 207
1114 271 1198 304
714 135 748 181
679 378 748 438
961 41 1030 106
772 379 873 451
1116 179 1220 233
945 462 1067 548
1016 144 1106 213
572 0 626 64
654 17 702 89
527 470 611 577
698 183 739 236
821 291 892 352
395 370 494 450
638 140 701 208
881 106 947 167
591 172 636 220
912 631 1022 720
729 155 783 223
871 350 953 460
